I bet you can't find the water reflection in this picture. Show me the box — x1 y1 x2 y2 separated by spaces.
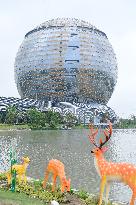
0 129 136 203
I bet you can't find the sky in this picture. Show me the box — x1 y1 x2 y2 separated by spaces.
0 0 136 118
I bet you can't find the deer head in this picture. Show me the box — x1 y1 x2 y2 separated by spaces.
22 157 30 164
88 122 112 157
62 177 71 192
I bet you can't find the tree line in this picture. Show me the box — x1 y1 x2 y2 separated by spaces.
0 106 78 129
0 106 136 129
114 115 136 129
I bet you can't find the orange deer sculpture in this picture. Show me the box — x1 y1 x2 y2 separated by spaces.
43 159 71 192
89 122 136 205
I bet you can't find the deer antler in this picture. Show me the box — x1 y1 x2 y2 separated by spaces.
88 122 112 149
88 124 98 147
99 121 112 148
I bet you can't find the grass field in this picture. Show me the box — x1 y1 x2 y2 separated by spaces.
0 189 44 205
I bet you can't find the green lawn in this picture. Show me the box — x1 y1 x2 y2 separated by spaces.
0 189 44 205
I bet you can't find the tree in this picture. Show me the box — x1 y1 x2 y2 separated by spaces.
63 113 78 128
16 111 28 124
45 110 62 128
5 106 18 124
0 112 6 123
26 108 45 129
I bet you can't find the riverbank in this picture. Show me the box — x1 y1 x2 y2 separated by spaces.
0 123 72 131
1 123 136 131
0 123 30 130
0 123 85 131
0 174 123 205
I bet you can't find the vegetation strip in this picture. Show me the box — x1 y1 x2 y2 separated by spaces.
0 107 77 130
0 173 124 205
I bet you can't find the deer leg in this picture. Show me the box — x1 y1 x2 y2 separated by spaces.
6 172 11 185
52 174 57 192
60 178 65 193
23 174 27 184
130 192 136 205
18 174 21 184
61 184 65 193
43 170 49 189
98 175 106 205
105 182 110 204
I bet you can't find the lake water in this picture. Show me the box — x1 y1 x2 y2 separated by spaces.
0 129 136 203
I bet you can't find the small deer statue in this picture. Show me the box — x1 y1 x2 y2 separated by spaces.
43 159 71 192
89 122 136 205
6 156 30 185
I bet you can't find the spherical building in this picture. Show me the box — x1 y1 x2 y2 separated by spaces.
14 18 117 105
14 18 118 123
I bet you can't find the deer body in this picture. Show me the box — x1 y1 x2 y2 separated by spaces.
95 156 136 184
43 159 70 192
89 122 136 205
6 157 30 185
93 150 136 204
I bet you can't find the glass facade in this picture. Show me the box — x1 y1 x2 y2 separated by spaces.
14 18 117 106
